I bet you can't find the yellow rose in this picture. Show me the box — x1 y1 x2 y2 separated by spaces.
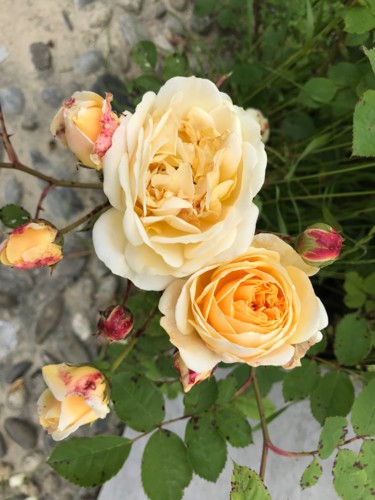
245 108 270 143
51 91 119 170
173 352 214 393
37 363 109 441
159 234 328 372
93 76 267 290
0 221 63 269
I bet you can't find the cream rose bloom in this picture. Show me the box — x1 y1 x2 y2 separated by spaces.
159 234 328 372
37 364 109 441
93 76 267 291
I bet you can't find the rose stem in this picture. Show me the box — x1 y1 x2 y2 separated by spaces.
252 367 270 481
123 279 133 306
59 201 110 235
35 183 55 218
110 306 160 374
232 368 253 399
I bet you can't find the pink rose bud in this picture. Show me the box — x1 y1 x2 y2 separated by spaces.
0 220 63 269
97 305 133 342
297 223 343 267
173 353 214 393
50 91 119 170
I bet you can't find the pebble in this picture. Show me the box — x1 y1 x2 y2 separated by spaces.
94 274 119 309
45 186 83 220
75 48 104 75
89 6 113 28
0 461 13 481
91 73 133 111
21 450 44 472
75 0 96 7
191 15 213 35
155 4 167 19
41 85 63 108
35 295 63 344
4 418 38 449
61 9 74 31
4 177 23 205
0 433 7 458
0 47 9 64
170 0 188 11
118 0 144 14
0 291 19 309
166 14 185 36
0 87 25 115
7 378 26 410
30 42 52 71
119 14 149 47
40 350 61 365
0 320 19 361
72 312 92 341
21 112 39 131
5 360 32 383
59 334 92 364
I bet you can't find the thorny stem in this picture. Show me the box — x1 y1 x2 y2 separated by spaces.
131 415 191 443
35 183 55 218
0 162 103 190
232 368 253 399
123 280 133 307
252 368 270 481
110 306 160 374
0 105 19 165
59 201 110 235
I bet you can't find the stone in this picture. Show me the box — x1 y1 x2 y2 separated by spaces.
41 85 63 108
89 6 113 28
0 291 19 309
0 461 13 481
75 0 96 7
0 320 19 361
59 334 92 364
21 112 39 131
91 73 133 111
7 378 26 410
44 186 83 220
30 42 52 71
61 9 74 31
5 360 32 383
94 274 119 309
0 47 9 64
40 350 61 365
155 4 167 18
0 433 7 458
21 450 44 472
75 48 104 75
119 14 149 47
191 15 213 35
170 0 188 11
4 418 38 449
4 177 23 205
166 14 185 36
118 0 144 14
0 87 25 115
72 312 92 341
35 295 63 344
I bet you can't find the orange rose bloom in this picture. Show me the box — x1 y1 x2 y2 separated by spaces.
159 234 328 372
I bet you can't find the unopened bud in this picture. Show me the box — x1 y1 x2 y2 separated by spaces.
297 223 343 267
97 305 133 341
173 352 214 393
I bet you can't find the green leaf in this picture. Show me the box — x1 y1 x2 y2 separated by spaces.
344 7 375 34
47 436 132 487
282 360 320 402
318 416 348 459
215 408 252 448
131 40 157 72
162 54 189 80
364 46 375 75
310 371 354 425
363 271 375 296
142 429 192 500
233 394 275 421
112 372 165 432
256 366 285 397
230 462 271 500
183 378 218 415
334 313 372 366
185 416 227 482
358 440 375 492
332 449 368 499
216 375 239 405
0 204 31 229
132 75 162 94
299 78 338 104
344 272 366 309
328 62 361 89
300 458 323 489
351 379 375 436
353 89 375 157
194 0 216 17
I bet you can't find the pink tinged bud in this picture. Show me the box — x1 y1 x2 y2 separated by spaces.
97 305 134 341
173 353 214 393
297 223 343 267
0 220 63 269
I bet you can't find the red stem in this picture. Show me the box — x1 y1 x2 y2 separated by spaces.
35 183 55 218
